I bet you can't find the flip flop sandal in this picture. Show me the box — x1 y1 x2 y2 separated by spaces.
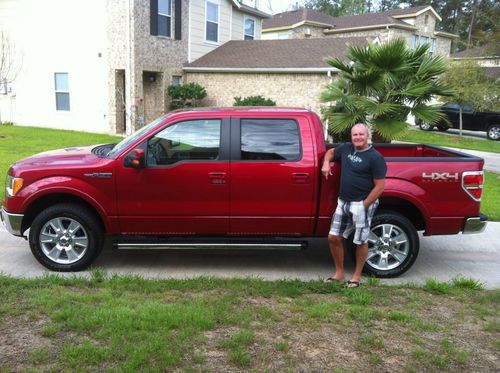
346 280 361 288
324 276 344 283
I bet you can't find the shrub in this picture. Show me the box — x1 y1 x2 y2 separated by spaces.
167 83 207 110
233 95 276 106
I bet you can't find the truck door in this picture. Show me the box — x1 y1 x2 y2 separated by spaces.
115 118 230 234
229 116 316 235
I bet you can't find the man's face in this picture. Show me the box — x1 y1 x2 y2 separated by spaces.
351 125 369 150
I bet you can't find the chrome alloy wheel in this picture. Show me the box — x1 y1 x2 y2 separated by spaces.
487 125 500 140
366 223 410 271
39 217 89 264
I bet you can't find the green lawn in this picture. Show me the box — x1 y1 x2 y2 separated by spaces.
399 127 500 154
0 273 498 372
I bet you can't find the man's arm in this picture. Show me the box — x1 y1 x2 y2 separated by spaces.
363 178 385 209
321 148 334 180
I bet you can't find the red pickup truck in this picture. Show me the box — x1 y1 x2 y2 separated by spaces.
2 108 487 277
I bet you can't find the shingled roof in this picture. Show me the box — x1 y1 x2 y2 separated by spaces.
263 5 435 31
184 37 368 71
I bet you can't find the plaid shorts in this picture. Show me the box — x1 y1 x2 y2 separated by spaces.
329 198 379 245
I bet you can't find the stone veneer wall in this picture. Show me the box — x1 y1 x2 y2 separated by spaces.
185 72 334 114
107 0 189 133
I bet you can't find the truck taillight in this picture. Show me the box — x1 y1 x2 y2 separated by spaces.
462 171 484 201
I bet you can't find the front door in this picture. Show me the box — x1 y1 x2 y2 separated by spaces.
115 118 230 235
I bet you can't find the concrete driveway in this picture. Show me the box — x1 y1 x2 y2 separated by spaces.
1 222 499 289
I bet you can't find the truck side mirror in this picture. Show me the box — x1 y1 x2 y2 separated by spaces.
124 148 145 168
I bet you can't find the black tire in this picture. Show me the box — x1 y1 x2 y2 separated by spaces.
487 124 500 141
348 210 419 278
29 203 104 271
419 122 433 131
437 125 448 132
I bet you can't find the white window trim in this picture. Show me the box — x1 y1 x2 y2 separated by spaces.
54 72 70 112
244 16 256 40
171 75 183 85
205 0 220 44
158 0 172 38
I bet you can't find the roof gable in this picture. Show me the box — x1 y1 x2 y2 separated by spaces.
263 5 441 32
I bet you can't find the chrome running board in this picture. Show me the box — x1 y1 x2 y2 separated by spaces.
115 243 304 250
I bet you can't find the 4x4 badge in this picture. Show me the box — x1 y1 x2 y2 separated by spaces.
422 172 459 181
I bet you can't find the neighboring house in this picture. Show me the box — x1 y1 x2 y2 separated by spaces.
262 6 457 57
184 6 458 115
0 0 268 134
451 45 500 81
184 37 367 115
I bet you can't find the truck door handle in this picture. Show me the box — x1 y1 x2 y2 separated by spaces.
292 173 310 184
208 172 226 184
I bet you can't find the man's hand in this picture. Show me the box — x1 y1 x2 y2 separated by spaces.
322 163 332 180
322 148 334 180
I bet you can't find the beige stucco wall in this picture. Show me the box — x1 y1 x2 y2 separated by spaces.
185 72 333 114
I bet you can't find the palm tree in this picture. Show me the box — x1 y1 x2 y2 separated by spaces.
321 38 454 142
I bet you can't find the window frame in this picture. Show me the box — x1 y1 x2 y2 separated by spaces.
171 75 183 86
54 72 70 112
145 118 230 167
205 0 220 43
232 118 303 162
157 0 172 38
244 16 255 40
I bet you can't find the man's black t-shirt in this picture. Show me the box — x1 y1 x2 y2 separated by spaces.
333 143 387 202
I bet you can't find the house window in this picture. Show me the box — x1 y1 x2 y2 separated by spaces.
54 73 70 111
171 75 182 85
412 34 418 48
158 0 172 37
206 1 219 42
430 38 436 53
420 35 429 46
244 17 255 40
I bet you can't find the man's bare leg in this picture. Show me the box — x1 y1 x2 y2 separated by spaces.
326 234 345 281
350 242 368 283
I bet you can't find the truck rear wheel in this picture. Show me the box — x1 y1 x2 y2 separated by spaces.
29 203 104 271
418 122 433 131
348 211 419 278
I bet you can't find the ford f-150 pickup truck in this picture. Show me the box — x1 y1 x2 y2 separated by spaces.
2 108 487 277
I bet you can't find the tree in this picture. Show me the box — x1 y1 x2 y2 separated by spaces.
0 30 21 123
167 83 207 110
440 60 500 135
321 38 454 142
304 0 369 17
233 95 276 106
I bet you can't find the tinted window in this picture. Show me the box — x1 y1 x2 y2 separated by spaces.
147 119 221 165
240 119 301 161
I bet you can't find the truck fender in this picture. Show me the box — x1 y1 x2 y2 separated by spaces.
381 178 431 228
17 176 113 232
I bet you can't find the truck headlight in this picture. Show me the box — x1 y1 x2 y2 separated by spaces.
6 175 23 197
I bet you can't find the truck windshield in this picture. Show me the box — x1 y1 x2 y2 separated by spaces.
106 116 167 158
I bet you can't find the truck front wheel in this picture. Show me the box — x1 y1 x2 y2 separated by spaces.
29 204 104 271
487 124 500 140
349 211 419 278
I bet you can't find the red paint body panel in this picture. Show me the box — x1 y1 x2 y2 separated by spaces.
3 108 485 239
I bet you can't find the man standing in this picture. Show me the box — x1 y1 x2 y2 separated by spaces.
321 123 387 287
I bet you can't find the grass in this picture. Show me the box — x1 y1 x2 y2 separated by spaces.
1 274 497 372
399 127 500 153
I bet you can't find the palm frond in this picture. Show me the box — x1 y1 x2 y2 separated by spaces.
324 57 352 73
328 112 365 133
371 118 408 141
411 104 447 125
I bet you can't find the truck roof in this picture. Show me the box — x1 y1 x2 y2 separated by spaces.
168 107 314 115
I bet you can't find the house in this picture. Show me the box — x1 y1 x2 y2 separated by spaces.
184 6 458 114
184 37 367 114
262 6 457 57
0 0 268 134
451 45 500 81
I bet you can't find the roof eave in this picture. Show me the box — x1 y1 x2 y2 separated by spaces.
262 20 334 33
324 23 416 34
434 31 459 39
392 6 442 22
183 67 339 74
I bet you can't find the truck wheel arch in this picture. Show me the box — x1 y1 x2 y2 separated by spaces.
21 193 107 236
